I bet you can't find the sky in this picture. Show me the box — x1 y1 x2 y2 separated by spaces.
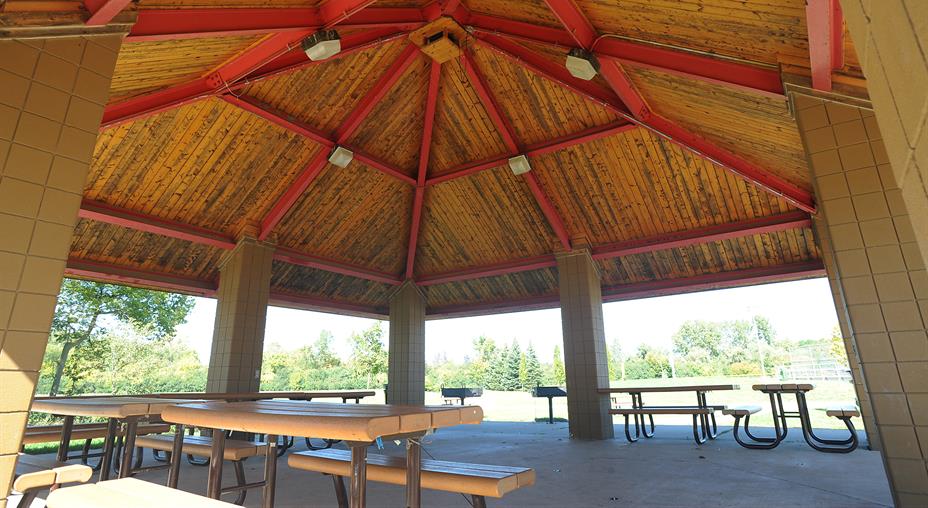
174 278 840 365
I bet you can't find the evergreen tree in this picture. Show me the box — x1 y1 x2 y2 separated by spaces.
488 342 509 390
503 341 522 390
522 343 544 388
552 345 566 385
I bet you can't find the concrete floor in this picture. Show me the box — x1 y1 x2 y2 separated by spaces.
26 422 894 507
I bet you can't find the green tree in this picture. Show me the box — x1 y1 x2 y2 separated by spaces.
502 341 522 390
47 280 194 396
522 343 544 388
552 345 566 385
349 322 388 388
310 330 341 369
607 338 623 381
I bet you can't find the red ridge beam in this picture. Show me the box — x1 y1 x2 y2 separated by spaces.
65 258 218 297
406 61 442 279
78 199 237 250
417 254 557 286
592 211 813 260
805 0 844 91
335 43 421 144
259 150 330 241
542 0 596 49
426 261 825 319
523 171 572 251
273 247 402 285
462 51 519 153
320 0 378 28
84 0 132 25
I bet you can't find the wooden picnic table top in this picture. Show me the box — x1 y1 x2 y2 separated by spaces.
161 400 483 443
752 383 814 392
34 390 376 401
597 384 739 394
30 396 204 419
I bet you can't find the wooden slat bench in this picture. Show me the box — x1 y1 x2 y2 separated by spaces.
288 448 534 508
11 460 92 508
22 422 170 469
45 477 237 507
610 407 715 444
135 433 268 505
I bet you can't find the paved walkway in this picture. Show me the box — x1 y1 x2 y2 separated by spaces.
115 421 891 507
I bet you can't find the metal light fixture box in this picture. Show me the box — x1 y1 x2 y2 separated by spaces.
328 146 354 168
508 155 532 175
302 30 341 61
565 48 600 81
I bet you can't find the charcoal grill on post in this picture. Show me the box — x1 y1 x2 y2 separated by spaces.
532 386 567 424
440 387 483 405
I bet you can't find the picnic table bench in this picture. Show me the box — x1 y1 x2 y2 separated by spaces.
598 384 737 444
22 422 170 469
289 448 534 508
11 459 92 507
45 477 238 508
725 383 860 453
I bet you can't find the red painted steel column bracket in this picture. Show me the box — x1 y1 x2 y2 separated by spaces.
336 42 421 144
462 49 573 251
78 199 237 250
805 0 845 91
84 0 132 25
406 61 442 280
258 43 421 241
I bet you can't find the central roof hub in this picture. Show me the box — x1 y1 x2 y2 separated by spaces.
410 16 467 63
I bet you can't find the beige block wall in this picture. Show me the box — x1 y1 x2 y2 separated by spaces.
794 92 928 507
0 35 121 502
557 250 613 440
206 238 274 393
387 282 426 405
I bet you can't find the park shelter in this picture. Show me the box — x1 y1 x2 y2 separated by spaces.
0 0 926 506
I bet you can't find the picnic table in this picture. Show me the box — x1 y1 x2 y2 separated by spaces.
161 400 483 508
598 384 738 444
30 396 202 481
725 383 859 453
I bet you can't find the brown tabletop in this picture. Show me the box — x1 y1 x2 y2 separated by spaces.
752 383 814 392
30 396 202 419
598 384 739 394
34 390 376 402
161 400 482 442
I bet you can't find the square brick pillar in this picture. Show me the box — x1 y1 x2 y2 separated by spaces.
0 36 122 504
793 92 928 507
387 282 425 405
206 237 274 393
557 250 614 440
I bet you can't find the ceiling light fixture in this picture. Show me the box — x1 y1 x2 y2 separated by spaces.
565 48 600 80
328 146 354 168
508 155 532 175
302 30 341 61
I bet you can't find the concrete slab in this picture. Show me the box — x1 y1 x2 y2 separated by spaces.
24 422 894 507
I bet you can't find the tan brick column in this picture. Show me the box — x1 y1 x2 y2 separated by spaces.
387 282 425 405
0 35 122 505
794 92 928 507
206 237 274 393
557 250 614 440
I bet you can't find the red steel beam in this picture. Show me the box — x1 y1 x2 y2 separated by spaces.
65 258 218 297
477 35 816 213
542 0 595 49
416 211 811 286
805 0 845 91
84 0 132 25
406 61 442 279
259 151 330 241
426 260 825 319
269 291 386 319
465 13 783 97
462 49 573 250
335 42 421 144
319 0 378 28
273 247 403 285
127 7 424 41
427 120 635 185
220 94 415 185
78 199 237 250
591 211 812 260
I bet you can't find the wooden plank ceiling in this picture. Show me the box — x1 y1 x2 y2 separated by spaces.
58 0 852 318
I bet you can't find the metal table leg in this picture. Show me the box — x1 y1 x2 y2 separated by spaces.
263 434 278 508
547 396 554 424
99 418 119 481
206 429 226 499
56 415 74 463
118 417 139 478
405 437 421 508
168 424 184 488
348 442 368 508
